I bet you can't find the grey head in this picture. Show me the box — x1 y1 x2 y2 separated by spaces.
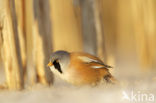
49 50 70 74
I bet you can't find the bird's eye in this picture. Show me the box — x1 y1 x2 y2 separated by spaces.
53 60 63 74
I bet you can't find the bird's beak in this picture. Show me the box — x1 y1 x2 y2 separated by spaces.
47 61 53 67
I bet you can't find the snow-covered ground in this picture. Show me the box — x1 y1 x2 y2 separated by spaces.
0 78 155 103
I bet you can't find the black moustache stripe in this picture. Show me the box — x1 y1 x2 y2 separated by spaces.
53 60 63 74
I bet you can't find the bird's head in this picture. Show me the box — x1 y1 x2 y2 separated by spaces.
47 50 70 77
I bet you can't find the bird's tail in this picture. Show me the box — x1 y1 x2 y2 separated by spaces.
104 74 119 84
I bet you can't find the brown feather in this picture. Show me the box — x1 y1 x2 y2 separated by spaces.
67 52 116 85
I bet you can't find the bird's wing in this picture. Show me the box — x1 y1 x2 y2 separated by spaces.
77 56 112 69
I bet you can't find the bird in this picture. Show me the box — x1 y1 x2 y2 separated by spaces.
47 50 117 86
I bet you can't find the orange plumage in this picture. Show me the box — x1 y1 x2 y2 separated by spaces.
68 52 115 85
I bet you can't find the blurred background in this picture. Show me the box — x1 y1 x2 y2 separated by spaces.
0 0 156 90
